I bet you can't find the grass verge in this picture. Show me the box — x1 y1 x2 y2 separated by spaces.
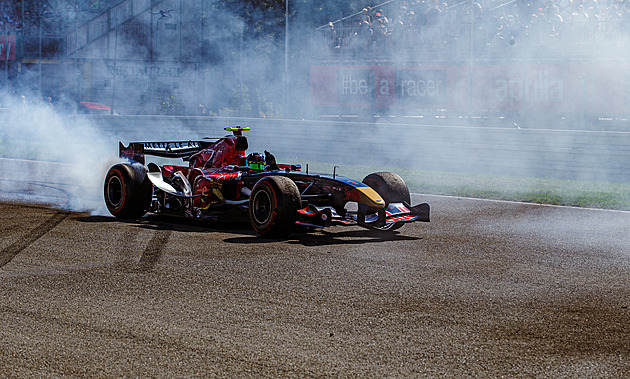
301 161 630 211
3 148 629 211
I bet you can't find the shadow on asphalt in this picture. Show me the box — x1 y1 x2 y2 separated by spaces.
76 214 421 246
225 229 420 246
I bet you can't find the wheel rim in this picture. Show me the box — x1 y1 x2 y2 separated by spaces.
252 190 272 225
106 175 123 207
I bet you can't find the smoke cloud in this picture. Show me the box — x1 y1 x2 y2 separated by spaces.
1 0 629 215
0 92 119 213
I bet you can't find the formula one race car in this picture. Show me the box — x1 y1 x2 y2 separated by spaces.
104 127 429 237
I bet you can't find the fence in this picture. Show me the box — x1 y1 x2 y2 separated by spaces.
311 19 630 63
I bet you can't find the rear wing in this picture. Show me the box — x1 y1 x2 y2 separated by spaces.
119 127 250 164
119 140 215 165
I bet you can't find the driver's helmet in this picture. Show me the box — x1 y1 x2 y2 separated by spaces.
246 152 266 171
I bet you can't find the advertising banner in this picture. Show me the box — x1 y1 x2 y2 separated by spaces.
310 65 339 107
468 64 584 112
395 69 448 107
0 35 16 60
338 68 373 105
310 65 458 110
310 63 627 114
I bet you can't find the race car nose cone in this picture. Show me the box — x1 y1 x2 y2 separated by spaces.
356 187 386 208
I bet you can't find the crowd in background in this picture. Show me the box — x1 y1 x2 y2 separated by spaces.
0 1 21 32
0 1 122 35
320 0 630 58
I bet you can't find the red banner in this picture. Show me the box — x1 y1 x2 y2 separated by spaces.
310 65 459 110
0 35 16 60
311 63 629 114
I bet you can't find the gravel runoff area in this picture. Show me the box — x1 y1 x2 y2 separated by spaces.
1 193 629 377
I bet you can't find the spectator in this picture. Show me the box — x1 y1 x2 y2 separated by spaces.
545 4 565 37
372 18 390 55
409 9 420 42
355 20 373 56
584 6 600 37
490 13 526 50
396 5 408 27
325 22 340 54
374 8 389 27
562 1 590 42
318 0 629 59
0 0 21 31
392 6 408 49
567 1 589 23
402 9 418 50
600 1 624 34
527 12 544 44
358 8 372 27
46 96 54 109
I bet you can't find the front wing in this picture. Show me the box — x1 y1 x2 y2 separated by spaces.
297 202 430 230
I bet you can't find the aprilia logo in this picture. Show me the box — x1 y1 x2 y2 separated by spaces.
495 70 564 107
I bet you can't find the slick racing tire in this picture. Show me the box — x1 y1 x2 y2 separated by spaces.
104 163 152 219
360 172 411 231
249 176 301 238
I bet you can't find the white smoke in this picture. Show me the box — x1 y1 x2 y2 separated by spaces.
0 92 119 214
2 0 628 215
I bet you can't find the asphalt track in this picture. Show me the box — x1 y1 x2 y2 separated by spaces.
1 167 630 376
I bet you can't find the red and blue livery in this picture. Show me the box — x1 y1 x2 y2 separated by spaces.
104 127 430 237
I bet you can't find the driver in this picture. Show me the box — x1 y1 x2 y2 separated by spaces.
246 152 266 171
246 150 280 171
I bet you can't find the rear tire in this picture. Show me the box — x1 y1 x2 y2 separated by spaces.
249 176 301 238
360 172 411 230
104 163 152 219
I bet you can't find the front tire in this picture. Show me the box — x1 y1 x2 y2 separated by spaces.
104 163 152 219
249 176 301 238
360 172 411 230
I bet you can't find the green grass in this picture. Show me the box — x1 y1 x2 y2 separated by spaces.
298 161 630 211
